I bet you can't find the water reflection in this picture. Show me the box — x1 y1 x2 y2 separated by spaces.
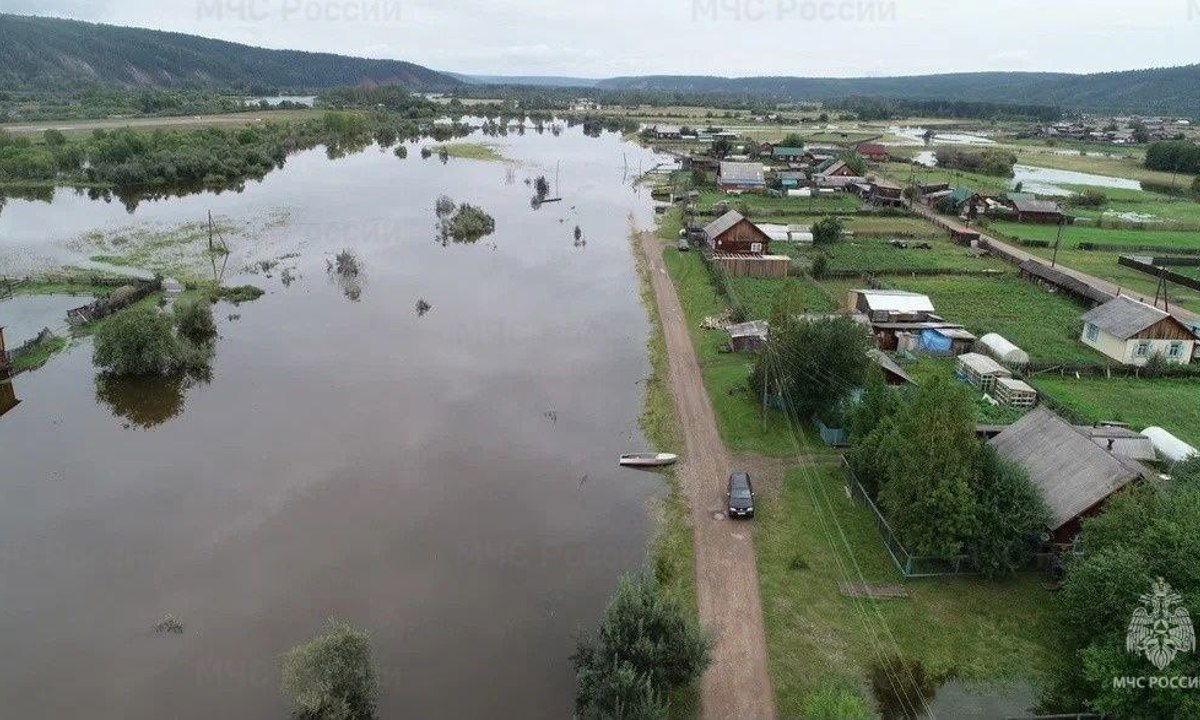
0 375 20 419
872 655 940 719
94 353 213 430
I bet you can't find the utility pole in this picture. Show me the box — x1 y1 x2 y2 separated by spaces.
1051 216 1065 268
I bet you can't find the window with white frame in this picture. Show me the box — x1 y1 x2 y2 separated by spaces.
1135 341 1151 357
1169 342 1183 358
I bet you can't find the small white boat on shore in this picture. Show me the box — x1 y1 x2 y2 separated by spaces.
619 452 678 467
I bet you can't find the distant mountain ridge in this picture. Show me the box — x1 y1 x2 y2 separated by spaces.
595 68 1200 117
452 74 602 88
0 13 460 91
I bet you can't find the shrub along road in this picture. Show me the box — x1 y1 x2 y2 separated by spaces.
638 231 776 720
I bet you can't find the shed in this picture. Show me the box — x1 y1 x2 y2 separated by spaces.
1082 426 1157 463
917 327 976 356
1009 198 1067 224
867 349 913 385
703 210 771 255
1143 427 1198 463
956 352 1012 393
848 289 936 319
993 377 1037 408
978 333 1030 365
989 408 1148 538
718 161 766 191
1081 295 1197 366
727 321 769 353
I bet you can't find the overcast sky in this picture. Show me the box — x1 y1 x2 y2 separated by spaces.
6 0 1200 78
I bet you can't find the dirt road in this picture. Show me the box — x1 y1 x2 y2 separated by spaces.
638 232 777 720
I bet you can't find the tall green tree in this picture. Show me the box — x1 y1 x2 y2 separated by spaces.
751 316 871 424
573 573 710 719
965 447 1050 578
1042 484 1200 717
877 376 978 558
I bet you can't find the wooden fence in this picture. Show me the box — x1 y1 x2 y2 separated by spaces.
711 253 791 278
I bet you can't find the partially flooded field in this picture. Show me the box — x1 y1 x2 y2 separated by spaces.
0 126 671 718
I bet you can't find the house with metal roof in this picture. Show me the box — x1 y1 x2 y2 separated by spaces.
717 161 765 192
1081 295 1197 365
989 408 1149 541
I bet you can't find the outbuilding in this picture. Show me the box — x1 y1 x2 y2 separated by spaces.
978 333 1030 366
856 143 889 162
1008 198 1068 224
956 352 1012 393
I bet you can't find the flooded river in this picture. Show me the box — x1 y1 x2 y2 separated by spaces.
0 126 671 718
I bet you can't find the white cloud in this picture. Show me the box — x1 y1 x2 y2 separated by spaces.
11 0 1200 77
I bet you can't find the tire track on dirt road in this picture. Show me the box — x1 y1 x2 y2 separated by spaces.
638 231 776 720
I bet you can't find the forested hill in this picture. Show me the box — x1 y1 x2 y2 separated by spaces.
0 14 460 91
597 67 1200 117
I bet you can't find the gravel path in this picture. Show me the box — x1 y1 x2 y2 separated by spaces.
638 232 776 720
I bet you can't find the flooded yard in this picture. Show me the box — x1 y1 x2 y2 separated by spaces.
0 126 671 718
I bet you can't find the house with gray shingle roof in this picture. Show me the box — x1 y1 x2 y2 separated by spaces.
717 161 765 192
1080 295 1197 365
989 408 1149 541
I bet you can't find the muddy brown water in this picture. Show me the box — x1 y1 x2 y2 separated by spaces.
0 127 673 718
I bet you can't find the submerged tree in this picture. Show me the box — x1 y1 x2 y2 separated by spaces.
282 619 379 720
573 573 710 720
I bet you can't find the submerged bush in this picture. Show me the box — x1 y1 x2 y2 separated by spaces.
93 305 183 376
282 619 378 720
173 298 216 342
573 573 711 719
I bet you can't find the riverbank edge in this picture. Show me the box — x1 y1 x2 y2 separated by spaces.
630 220 702 718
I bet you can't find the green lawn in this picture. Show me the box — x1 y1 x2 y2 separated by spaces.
986 221 1200 314
726 274 836 319
757 466 1052 718
1031 376 1200 447
844 216 943 238
659 235 829 457
988 221 1200 252
1062 186 1200 226
880 162 1013 195
695 188 861 215
886 274 1106 364
781 238 1008 275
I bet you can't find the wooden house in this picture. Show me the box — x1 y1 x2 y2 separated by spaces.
1007 198 1068 224
856 143 889 162
956 352 1012 393
813 160 863 188
703 210 771 255
717 161 765 192
1081 296 1197 365
989 408 1148 543
867 179 904 207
